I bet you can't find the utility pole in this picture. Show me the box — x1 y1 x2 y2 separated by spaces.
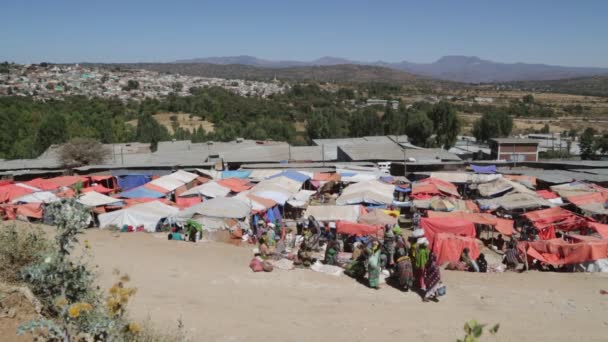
322 144 325 167
121 147 124 165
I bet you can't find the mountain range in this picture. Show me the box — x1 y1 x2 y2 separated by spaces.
175 55 608 83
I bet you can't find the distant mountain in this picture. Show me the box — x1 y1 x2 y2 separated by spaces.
176 55 608 83
504 76 608 97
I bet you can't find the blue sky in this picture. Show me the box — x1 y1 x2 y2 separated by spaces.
1 0 607 67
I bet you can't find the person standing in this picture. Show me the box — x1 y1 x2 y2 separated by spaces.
423 253 444 302
367 240 382 289
414 237 430 290
383 225 396 268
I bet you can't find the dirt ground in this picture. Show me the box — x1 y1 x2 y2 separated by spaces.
127 112 215 134
75 230 608 342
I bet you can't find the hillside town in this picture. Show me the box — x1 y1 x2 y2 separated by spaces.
0 62 288 100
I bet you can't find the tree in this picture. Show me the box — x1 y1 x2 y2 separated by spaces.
597 133 608 155
427 102 460 148
405 111 433 146
539 123 550 134
522 94 535 104
472 111 513 143
579 127 598 160
35 112 68 154
58 138 111 168
307 111 332 142
122 80 139 91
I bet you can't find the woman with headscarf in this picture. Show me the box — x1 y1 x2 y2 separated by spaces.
383 225 396 268
367 240 382 289
414 237 430 290
324 240 341 265
345 242 367 279
393 247 414 291
423 253 443 302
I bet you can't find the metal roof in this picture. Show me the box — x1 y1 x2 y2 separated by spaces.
490 138 540 145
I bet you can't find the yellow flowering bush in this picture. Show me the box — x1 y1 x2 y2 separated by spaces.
67 302 93 319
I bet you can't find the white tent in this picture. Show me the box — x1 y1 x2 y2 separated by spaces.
287 190 316 208
234 191 276 212
177 197 251 220
98 201 179 232
149 177 184 192
169 170 198 183
180 182 231 198
11 191 60 204
77 191 123 208
196 169 221 180
304 205 361 222
336 180 395 205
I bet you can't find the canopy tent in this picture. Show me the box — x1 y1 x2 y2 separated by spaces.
180 182 231 198
588 222 608 239
518 239 608 266
550 182 605 198
216 178 253 193
196 169 222 180
117 186 166 199
11 191 60 204
427 211 515 236
477 177 535 197
420 217 476 246
471 164 497 174
168 170 199 184
429 172 501 184
566 192 608 216
98 201 179 232
0 203 43 220
77 191 123 208
313 172 342 182
82 184 113 194
336 168 382 183
304 205 361 223
177 197 251 220
413 197 478 213
336 180 395 205
221 170 252 179
249 177 302 205
23 178 60 191
536 190 559 200
48 176 89 188
234 191 277 212
149 176 185 192
359 209 398 226
523 207 587 231
433 233 480 265
115 174 151 191
412 178 460 200
0 184 35 203
336 221 382 237
268 170 310 183
477 192 552 211
286 190 316 208
503 175 537 189
246 169 282 182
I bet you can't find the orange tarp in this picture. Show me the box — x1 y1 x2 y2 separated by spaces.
175 196 202 209
504 174 537 187
412 177 460 199
336 220 382 237
588 222 608 239
56 188 76 198
566 192 608 206
420 217 476 246
0 185 34 203
523 207 586 231
90 175 113 182
82 185 113 194
465 200 480 213
143 183 170 194
536 190 559 200
0 203 43 219
427 211 514 236
518 239 608 265
313 172 341 182
49 176 89 188
24 178 59 191
433 233 480 265
247 194 277 210
217 178 253 193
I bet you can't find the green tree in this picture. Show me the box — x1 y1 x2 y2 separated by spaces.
35 112 68 154
472 111 513 143
597 133 608 155
307 111 331 142
428 101 460 148
579 127 598 160
405 111 433 146
522 94 535 104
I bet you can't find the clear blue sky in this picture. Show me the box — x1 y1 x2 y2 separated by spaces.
2 0 607 67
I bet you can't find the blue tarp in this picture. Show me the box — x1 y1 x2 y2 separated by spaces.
221 170 252 179
395 186 411 193
117 186 165 199
471 164 497 174
392 200 412 208
115 174 151 191
272 206 282 222
268 170 310 183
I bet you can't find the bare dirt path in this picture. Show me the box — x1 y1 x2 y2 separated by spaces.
83 230 608 342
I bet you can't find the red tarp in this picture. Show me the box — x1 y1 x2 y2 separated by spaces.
588 222 608 239
175 196 202 209
0 203 43 220
217 178 253 193
420 217 476 246
536 190 559 200
23 178 58 191
336 220 381 237
432 233 480 265
143 183 170 194
0 185 34 203
48 176 89 188
82 185 113 194
518 239 608 265
0 180 13 186
56 188 76 198
412 177 460 199
90 175 113 182
566 192 608 206
426 211 514 236
523 206 586 231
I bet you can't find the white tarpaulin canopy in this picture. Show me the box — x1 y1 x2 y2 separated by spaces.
177 197 251 220
169 170 198 183
287 190 316 208
98 201 179 232
148 170 199 192
196 169 221 180
180 182 230 198
429 172 501 184
11 191 60 204
477 177 535 197
336 180 395 205
477 193 552 211
77 191 123 207
304 205 361 222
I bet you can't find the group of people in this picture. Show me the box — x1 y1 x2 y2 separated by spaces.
344 226 445 302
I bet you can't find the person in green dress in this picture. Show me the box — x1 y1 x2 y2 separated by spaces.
367 240 382 289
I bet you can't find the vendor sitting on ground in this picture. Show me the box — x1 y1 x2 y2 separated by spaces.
504 242 520 271
259 237 272 259
324 239 341 265
460 248 480 272
476 253 488 273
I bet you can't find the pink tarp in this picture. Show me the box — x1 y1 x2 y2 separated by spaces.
336 220 382 237
426 211 514 236
518 239 608 265
433 233 480 265
0 185 34 203
588 222 608 239
420 217 476 246
412 177 460 200
523 207 586 231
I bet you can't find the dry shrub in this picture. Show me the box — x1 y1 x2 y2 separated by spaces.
0 224 52 283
